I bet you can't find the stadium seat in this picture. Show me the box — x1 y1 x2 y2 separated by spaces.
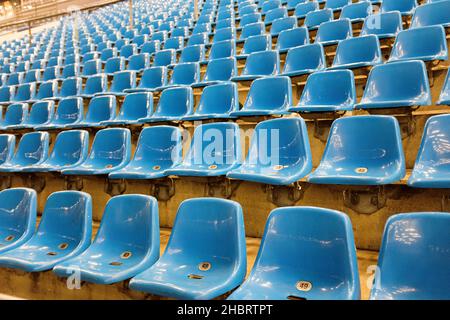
70 95 116 128
228 206 360 300
7 100 54 129
0 134 15 165
276 27 309 54
371 212 450 300
152 49 177 67
102 92 153 125
54 77 82 100
410 0 450 28
282 43 326 77
104 57 126 75
329 35 382 70
81 59 102 77
157 62 200 90
0 191 92 272
326 0 352 12
270 16 297 36
315 19 353 46
236 34 272 60
53 195 160 285
186 33 209 46
23 70 41 83
62 128 131 175
80 74 108 97
31 79 58 102
194 57 238 87
109 126 183 180
290 70 356 112
294 1 319 19
287 0 307 11
308 116 405 185
356 60 431 109
0 188 37 254
230 76 292 116
6 73 23 86
140 40 161 55
238 22 265 43
340 1 373 22
11 82 36 103
36 97 84 129
0 131 49 172
388 26 448 63
0 103 28 129
42 66 60 81
125 66 167 93
60 63 81 79
164 37 184 51
360 11 403 39
0 86 14 104
129 198 246 300
99 71 136 96
231 50 280 81
227 118 312 185
205 41 234 61
179 44 206 63
304 8 333 30
438 69 450 105
381 0 417 16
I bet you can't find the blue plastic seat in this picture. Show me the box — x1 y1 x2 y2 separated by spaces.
54 77 82 100
294 1 319 19
102 92 153 126
438 69 450 105
62 128 131 175
330 35 382 69
308 115 405 185
0 103 28 129
326 0 352 11
36 97 84 129
164 37 184 51
287 0 308 10
0 188 37 254
11 82 36 103
0 134 15 165
276 27 309 53
100 71 136 96
265 7 287 25
81 74 108 97
31 80 58 102
153 49 176 67
304 8 333 30
104 57 126 75
0 191 92 272
125 66 167 93
282 43 326 77
411 1 450 28
61 63 81 79
179 45 206 63
236 34 272 60
53 194 159 284
194 57 238 87
270 16 297 36
26 130 89 172
238 22 265 43
388 26 448 63
0 86 14 104
42 66 60 81
129 198 246 300
290 69 356 112
206 41 234 61
120 43 138 59
381 0 417 16
24 70 40 83
166 122 241 177
360 11 403 39
82 59 102 77
228 206 360 300
239 13 261 30
139 86 193 123
232 50 280 81
158 62 200 90
315 19 352 46
212 27 236 44
262 0 282 14
408 114 450 188
227 118 312 185
70 95 116 128
6 73 23 86
340 1 372 22
8 100 54 129
109 126 182 180
356 60 431 109
371 212 450 300
0 131 49 172
186 33 209 46
140 40 161 55
193 23 212 35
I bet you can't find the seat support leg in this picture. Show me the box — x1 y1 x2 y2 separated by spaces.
263 182 309 207
149 178 176 201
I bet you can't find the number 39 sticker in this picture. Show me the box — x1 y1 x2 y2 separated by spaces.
296 281 313 292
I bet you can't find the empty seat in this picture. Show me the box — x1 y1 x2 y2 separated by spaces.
0 86 14 104
276 27 309 53
0 131 49 172
330 35 382 69
25 130 89 172
140 40 161 55
120 43 138 59
42 66 60 81
438 69 450 105
308 116 405 185
0 191 92 272
102 92 153 126
11 83 36 103
0 103 28 129
238 22 265 43
60 63 81 79
356 60 431 109
6 73 23 86
139 86 193 123
232 50 280 81
0 188 37 254
270 16 297 36
129 198 246 300
99 71 136 96
304 8 333 30
36 97 84 130
32 79 58 102
282 43 326 77
194 57 238 87
228 206 360 300
109 126 182 180
326 0 352 11
81 74 108 97
228 118 312 185
340 1 373 22
371 212 450 300
104 57 126 75
70 95 116 128
82 59 102 77
236 34 272 60
213 27 236 43
410 1 450 28
179 45 206 63
153 49 176 67
265 7 288 25
23 70 40 83
360 11 403 39
294 1 319 19
8 100 54 129
388 26 448 63
381 0 417 16
205 41 234 61
184 82 239 120
315 19 352 46
62 128 131 175
158 62 200 90
166 122 241 177
53 195 159 284
186 33 209 46
125 66 167 93
0 134 15 165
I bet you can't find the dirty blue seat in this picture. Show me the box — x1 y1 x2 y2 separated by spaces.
408 114 450 188
109 126 183 180
315 19 352 46
0 188 37 254
290 70 356 112
36 97 84 129
26 130 89 172
381 0 417 16
326 0 352 12
139 86 193 123
0 103 28 129
304 8 333 30
361 11 403 39
340 1 373 22
231 50 280 81
238 22 265 43
308 116 405 185
8 101 54 129
228 206 360 300
282 43 326 77
236 34 272 60
0 131 49 172
227 118 312 185
205 41 234 61
179 45 206 64
330 35 382 70
125 67 167 93
127 53 151 72
276 27 309 53
294 1 319 19
231 76 292 116
438 70 450 105
70 95 116 128
157 62 200 90
0 191 92 272
61 128 131 175
81 59 102 78
388 26 448 63
0 134 15 165
54 77 82 100
356 60 431 109
270 16 297 36
184 82 239 121
102 92 153 126
153 49 176 67
53 195 159 285
129 198 246 300
166 122 241 177
104 57 126 75
80 74 108 98
410 0 450 28
194 57 238 87
11 83 35 103
0 86 14 104
371 212 450 300
99 71 136 96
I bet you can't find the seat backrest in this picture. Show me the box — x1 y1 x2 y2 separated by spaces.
283 43 326 73
241 34 272 55
49 130 89 165
53 97 84 125
153 49 176 67
240 22 265 40
0 134 15 164
110 71 136 92
381 0 417 15
242 50 280 76
154 86 193 117
82 59 102 76
195 82 239 115
333 35 382 67
4 103 28 126
36 80 58 100
104 57 126 74
87 128 131 166
169 62 200 86
411 0 450 28
270 16 297 36
244 76 292 111
304 8 333 29
13 131 49 165
276 27 309 51
26 101 54 125
203 57 237 82
83 74 108 95
85 95 116 123
340 1 372 21
361 11 403 38
315 18 352 44
138 66 167 89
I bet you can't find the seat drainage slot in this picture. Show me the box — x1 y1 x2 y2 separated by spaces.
287 295 307 301
110 261 123 266
47 252 58 256
188 274 204 280
4 235 14 242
